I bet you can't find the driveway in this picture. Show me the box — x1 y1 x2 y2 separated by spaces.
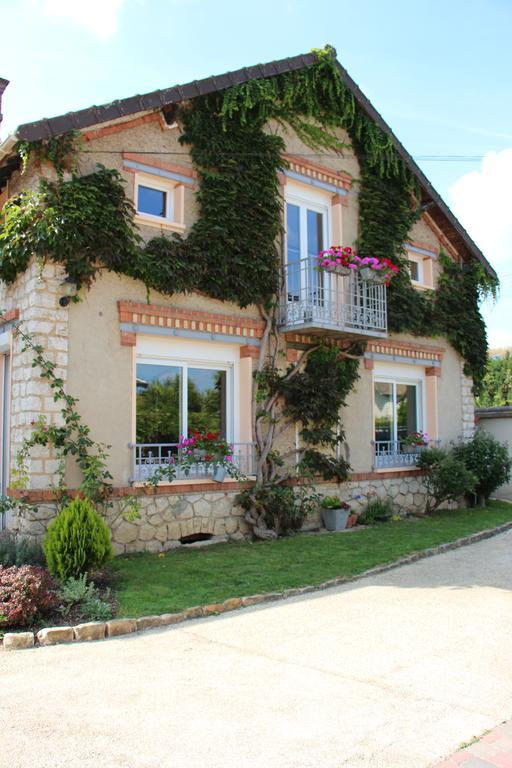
2 531 512 768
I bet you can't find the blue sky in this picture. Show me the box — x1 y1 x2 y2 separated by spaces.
1 0 510 347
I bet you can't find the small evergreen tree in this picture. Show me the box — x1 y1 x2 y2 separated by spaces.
43 498 113 580
454 430 511 505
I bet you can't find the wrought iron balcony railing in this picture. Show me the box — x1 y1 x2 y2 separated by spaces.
279 258 388 337
129 442 256 484
373 440 440 469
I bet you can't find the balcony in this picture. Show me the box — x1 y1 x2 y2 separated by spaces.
278 258 388 338
129 442 256 484
373 440 440 469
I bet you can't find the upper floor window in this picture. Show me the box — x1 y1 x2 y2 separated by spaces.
137 184 170 219
407 255 424 285
133 172 185 232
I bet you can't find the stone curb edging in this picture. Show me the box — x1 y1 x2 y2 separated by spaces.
3 520 512 651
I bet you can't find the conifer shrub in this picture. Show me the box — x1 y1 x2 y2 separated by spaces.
43 498 113 580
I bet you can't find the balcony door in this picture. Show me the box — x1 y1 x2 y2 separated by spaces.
285 191 329 324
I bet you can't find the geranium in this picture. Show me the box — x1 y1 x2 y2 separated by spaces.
178 430 233 461
402 431 429 448
317 246 399 283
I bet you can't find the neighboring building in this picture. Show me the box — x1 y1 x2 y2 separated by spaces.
0 50 496 550
474 407 512 500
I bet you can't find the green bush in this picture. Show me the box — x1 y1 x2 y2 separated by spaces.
44 498 113 580
417 449 477 514
453 430 511 505
359 497 394 524
58 573 113 621
236 484 319 537
0 530 45 567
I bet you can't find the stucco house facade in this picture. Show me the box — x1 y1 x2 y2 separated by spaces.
0 50 496 551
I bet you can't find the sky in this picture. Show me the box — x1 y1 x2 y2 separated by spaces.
0 0 510 348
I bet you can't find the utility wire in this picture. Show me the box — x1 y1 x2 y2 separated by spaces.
79 149 490 162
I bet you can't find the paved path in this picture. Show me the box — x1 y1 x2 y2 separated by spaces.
434 720 512 767
2 531 512 768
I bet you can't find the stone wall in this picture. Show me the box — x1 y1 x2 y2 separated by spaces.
460 361 475 441
0 260 69 493
8 472 430 554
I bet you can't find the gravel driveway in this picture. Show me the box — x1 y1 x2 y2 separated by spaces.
2 531 512 768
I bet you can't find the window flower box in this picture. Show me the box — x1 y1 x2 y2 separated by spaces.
317 247 400 285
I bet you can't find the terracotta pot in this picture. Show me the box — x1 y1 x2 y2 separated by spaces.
347 513 359 528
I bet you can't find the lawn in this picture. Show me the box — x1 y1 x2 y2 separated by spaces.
112 501 512 617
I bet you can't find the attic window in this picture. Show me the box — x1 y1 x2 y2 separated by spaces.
408 258 422 284
133 172 185 233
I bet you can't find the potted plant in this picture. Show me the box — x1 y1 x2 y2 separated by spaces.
356 256 400 284
317 248 400 285
317 246 355 276
320 496 351 531
401 431 429 454
178 430 235 482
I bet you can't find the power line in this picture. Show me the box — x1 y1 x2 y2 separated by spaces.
79 149 489 162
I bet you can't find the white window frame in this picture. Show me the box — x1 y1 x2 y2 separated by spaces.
407 254 424 285
135 336 239 445
373 364 426 445
133 172 185 232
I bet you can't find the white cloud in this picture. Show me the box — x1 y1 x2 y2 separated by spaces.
42 0 127 40
449 149 512 348
450 149 512 273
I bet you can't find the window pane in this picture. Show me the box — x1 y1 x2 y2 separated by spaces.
374 382 393 442
286 203 301 299
408 260 420 282
188 368 227 437
396 384 418 440
138 185 166 217
136 364 181 443
307 210 323 257
307 209 323 297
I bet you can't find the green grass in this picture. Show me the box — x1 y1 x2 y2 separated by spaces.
112 501 512 617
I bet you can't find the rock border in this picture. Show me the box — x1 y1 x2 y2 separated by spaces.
3 520 512 651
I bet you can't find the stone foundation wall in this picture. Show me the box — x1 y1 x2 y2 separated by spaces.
8 473 430 553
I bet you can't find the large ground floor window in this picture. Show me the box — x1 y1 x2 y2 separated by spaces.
374 380 420 444
136 361 229 445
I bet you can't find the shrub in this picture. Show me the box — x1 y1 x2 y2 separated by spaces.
0 565 57 628
359 496 394 524
417 448 477 514
236 484 319 537
0 530 45 567
44 498 114 580
80 593 113 622
58 574 113 621
453 430 511 505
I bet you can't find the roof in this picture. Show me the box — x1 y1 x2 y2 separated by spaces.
475 406 512 419
0 50 496 279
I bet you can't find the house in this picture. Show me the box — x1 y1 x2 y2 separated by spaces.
0 48 496 550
